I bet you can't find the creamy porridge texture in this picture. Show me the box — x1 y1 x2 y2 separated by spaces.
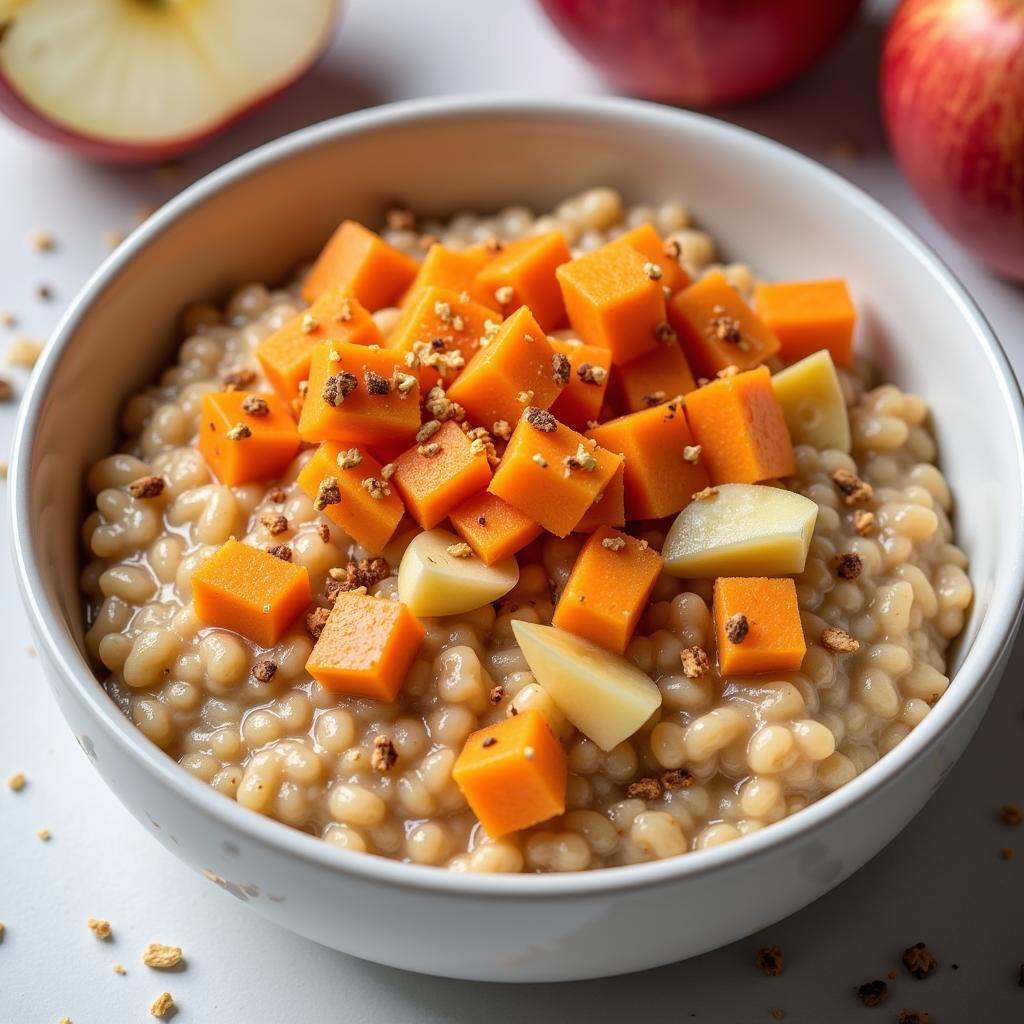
80 189 972 872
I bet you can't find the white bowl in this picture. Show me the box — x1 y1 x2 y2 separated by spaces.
11 96 1024 982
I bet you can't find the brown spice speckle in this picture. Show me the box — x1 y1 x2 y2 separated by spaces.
524 406 557 432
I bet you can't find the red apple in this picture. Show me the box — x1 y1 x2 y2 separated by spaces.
882 0 1024 280
538 0 863 107
0 0 339 165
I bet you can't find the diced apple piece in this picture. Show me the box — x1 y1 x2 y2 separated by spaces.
398 528 519 617
511 621 661 751
663 483 818 578
771 350 851 453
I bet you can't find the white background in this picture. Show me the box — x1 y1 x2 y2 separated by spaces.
1 1 1021 1021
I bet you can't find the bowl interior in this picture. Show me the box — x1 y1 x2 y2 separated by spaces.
15 98 1024 871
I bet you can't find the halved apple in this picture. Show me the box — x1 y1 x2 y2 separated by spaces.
0 0 338 163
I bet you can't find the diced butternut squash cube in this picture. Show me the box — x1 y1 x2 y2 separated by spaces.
446 307 565 431
755 278 856 367
193 538 311 647
401 243 491 307
771 349 851 452
391 419 492 529
452 710 568 838
556 240 667 365
397 527 519 616
552 526 664 655
488 410 622 537
388 285 501 387
511 620 662 751
297 339 421 449
548 337 612 431
617 222 691 293
663 483 818 578
683 366 795 485
587 400 709 521
611 340 697 414
305 592 425 700
573 460 626 533
256 292 381 403
198 391 301 486
474 231 571 332
713 577 806 676
668 271 780 378
295 441 405 555
449 490 542 565
302 220 418 307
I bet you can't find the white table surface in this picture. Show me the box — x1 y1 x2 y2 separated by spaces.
1 1 1021 1020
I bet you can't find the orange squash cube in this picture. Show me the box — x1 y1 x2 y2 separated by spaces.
391 420 493 529
305 593 425 701
446 307 566 431
448 490 542 565
192 538 311 647
611 339 697 414
388 285 502 387
618 222 691 293
548 337 612 431
474 231 571 332
667 271 780 378
588 400 710 521
401 244 491 307
301 220 418 308
683 366 795 485
552 526 664 655
573 460 626 533
198 391 301 486
488 410 622 537
556 240 668 366
452 710 568 838
256 292 382 403
296 442 405 555
754 278 856 367
297 339 421 450
713 577 806 676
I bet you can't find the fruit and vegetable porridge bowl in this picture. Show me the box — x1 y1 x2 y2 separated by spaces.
13 99 1024 979
81 187 974 873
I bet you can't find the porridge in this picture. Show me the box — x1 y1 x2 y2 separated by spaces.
80 188 972 873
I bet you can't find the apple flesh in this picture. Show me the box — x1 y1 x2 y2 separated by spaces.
538 0 863 107
882 0 1024 280
0 0 338 164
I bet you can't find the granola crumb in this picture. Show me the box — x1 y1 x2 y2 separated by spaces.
113 963 126 975
661 768 694 790
683 444 702 464
149 991 175 1018
35 282 54 302
7 771 26 791
552 352 571 386
418 442 441 458
562 442 597 477
240 394 270 417
756 945 784 977
853 509 875 535
30 230 56 252
692 486 718 501
642 261 663 280
267 543 292 562
416 419 442 443
856 979 888 1006
494 285 514 305
8 336 44 368
364 369 391 396
680 646 711 678
446 542 473 559
516 389 535 404
251 659 277 683
0 376 14 403
0 311 15 328
531 453 548 468
524 406 557 432
770 1009 784 1021
577 362 607 385
655 320 677 343
260 512 288 536
832 468 874 506
601 536 626 551
642 390 667 406
901 943 937 979
360 477 391 500
305 607 330 641
36 827 50 841
128 475 166 500
725 613 749 645
834 551 863 581
143 943 183 969
225 423 251 441
489 685 506 705
999 803 1022 826
372 735 398 773
896 1012 930 1024
1000 846 1014 860
222 367 257 391
314 476 341 511
492 419 512 440
322 370 358 407
821 626 860 654
627 776 662 800
88 917 112 940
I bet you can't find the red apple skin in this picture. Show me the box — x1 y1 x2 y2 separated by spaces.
882 0 1024 280
0 6 338 166
538 0 863 107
